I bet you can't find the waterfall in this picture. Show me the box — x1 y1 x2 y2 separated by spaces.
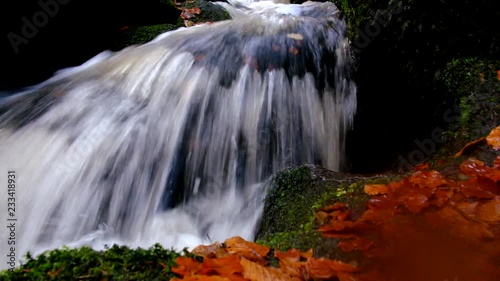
0 0 356 266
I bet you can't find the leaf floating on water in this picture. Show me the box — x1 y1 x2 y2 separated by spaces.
486 126 500 150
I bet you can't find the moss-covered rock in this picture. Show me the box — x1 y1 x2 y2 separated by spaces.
437 58 500 146
114 24 180 50
0 244 187 280
113 0 231 49
256 164 403 259
328 0 500 172
180 0 231 24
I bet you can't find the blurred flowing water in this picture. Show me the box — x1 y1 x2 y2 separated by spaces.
0 0 356 265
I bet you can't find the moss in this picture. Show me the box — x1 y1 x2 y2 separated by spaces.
0 244 189 280
114 24 180 50
256 165 402 259
437 57 500 145
180 0 231 24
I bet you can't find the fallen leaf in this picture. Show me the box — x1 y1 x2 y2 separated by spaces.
320 203 348 212
408 170 448 189
486 126 500 150
199 255 243 276
172 257 203 277
458 176 497 199
288 46 299 55
240 258 294 281
475 196 500 222
455 137 486 156
414 163 430 170
224 236 269 265
364 184 389 195
186 7 202 14
192 241 229 258
338 237 374 252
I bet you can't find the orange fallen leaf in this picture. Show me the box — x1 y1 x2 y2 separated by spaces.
408 170 448 189
186 7 202 14
475 196 500 222
192 241 229 258
199 255 243 276
224 236 270 265
455 136 486 156
414 163 430 170
458 176 497 199
364 184 389 195
497 70 500 80
240 258 294 281
172 257 203 277
486 126 500 150
175 276 233 281
320 203 348 212
306 257 357 280
338 237 374 252
315 211 329 224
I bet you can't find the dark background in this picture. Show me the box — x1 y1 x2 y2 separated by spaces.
0 0 180 91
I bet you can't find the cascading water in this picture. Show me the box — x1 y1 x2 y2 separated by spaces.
0 0 356 267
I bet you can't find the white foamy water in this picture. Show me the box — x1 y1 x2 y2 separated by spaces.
0 0 356 269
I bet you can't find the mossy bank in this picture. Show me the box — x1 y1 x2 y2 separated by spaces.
255 164 403 259
0 244 189 281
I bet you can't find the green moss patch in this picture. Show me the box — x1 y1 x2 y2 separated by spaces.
0 244 188 280
256 165 402 259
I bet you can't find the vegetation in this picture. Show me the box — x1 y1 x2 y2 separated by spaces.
0 244 189 280
256 165 403 259
115 0 231 49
